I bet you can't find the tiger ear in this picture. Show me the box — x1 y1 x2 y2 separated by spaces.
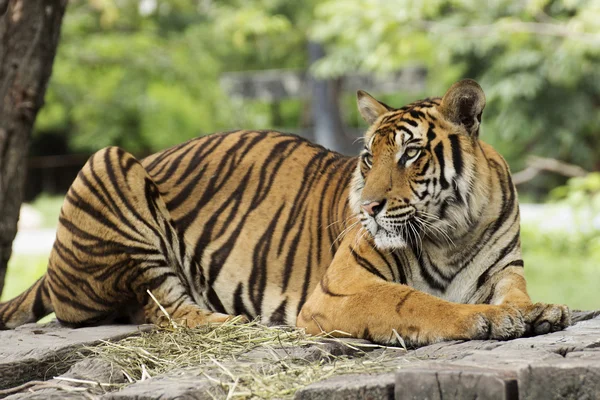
357 90 392 125
439 79 486 137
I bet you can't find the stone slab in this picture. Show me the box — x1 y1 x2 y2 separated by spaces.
294 373 396 400
0 322 151 390
518 359 600 400
102 374 219 400
298 314 600 400
395 365 518 400
4 358 127 399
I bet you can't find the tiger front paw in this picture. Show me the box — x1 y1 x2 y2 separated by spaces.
464 305 526 341
522 303 571 335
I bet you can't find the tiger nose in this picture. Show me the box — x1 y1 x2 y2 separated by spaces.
361 200 386 217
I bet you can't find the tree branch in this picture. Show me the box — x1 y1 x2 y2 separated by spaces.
512 156 588 186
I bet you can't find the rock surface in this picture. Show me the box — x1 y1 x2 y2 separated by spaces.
0 322 152 391
0 311 598 399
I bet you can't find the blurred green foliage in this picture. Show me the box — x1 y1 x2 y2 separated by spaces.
522 172 600 308
34 0 600 192
551 172 600 252
37 1 227 153
313 0 600 174
35 0 315 154
36 0 600 180
34 0 600 202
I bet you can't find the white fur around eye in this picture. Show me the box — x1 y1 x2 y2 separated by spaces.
396 148 421 166
363 153 373 168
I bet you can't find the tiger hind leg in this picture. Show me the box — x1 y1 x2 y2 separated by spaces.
0 275 53 329
46 146 234 329
141 282 232 328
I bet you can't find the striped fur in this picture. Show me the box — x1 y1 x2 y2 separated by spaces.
0 80 570 346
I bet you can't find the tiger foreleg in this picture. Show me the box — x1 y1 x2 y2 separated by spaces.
480 266 571 335
296 245 526 347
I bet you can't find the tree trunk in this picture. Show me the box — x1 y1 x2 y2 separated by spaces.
0 0 67 297
307 41 350 154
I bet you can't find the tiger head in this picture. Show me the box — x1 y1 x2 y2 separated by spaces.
349 79 488 250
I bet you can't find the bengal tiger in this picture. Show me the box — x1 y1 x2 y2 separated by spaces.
0 79 570 346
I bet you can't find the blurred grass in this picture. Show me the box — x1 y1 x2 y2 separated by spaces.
1 194 60 313
524 251 598 310
1 255 48 302
30 194 64 228
521 225 600 311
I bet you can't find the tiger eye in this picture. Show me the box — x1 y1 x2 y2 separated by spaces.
405 148 420 159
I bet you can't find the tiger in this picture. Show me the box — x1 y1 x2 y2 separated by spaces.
0 79 570 346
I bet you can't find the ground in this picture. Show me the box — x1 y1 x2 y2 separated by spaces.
0 310 598 399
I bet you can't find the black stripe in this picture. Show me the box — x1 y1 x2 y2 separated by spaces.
104 149 165 240
269 299 288 325
349 247 387 281
426 124 436 143
143 136 203 172
281 208 308 291
205 287 227 314
65 189 144 244
233 283 253 319
297 223 315 316
177 132 263 230
153 143 197 185
433 142 449 190
409 109 425 119
249 204 285 315
398 126 414 138
319 274 348 297
416 252 447 291
173 135 224 186
477 235 522 289
395 291 414 313
278 150 331 255
448 134 463 177
391 252 407 284
206 167 255 286
361 327 374 342
400 118 418 127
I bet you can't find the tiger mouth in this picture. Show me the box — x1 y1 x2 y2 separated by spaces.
363 216 419 236
362 212 432 249
376 219 422 237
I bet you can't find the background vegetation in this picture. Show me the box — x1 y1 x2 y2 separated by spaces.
4 0 599 309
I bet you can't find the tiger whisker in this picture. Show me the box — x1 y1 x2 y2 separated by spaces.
414 216 456 249
331 219 362 251
408 220 423 258
324 214 360 231
418 211 456 230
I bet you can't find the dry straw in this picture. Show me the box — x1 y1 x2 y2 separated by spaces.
87 317 412 399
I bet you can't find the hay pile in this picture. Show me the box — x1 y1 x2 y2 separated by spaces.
88 318 412 399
